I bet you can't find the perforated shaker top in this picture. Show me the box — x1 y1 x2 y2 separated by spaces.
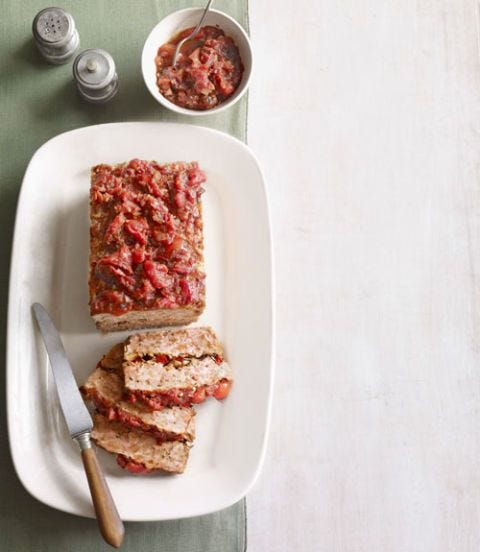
33 8 72 45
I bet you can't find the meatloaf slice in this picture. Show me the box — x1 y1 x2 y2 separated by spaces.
123 326 224 361
92 413 190 474
81 366 195 442
122 327 233 409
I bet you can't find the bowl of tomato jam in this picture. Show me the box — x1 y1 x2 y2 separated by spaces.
142 8 252 116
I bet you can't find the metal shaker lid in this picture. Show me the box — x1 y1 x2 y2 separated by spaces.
32 7 74 46
73 49 116 90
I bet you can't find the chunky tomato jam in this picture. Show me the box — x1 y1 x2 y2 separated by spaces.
155 25 244 110
117 454 150 474
127 378 233 410
89 159 206 316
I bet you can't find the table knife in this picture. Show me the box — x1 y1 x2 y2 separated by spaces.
32 303 125 548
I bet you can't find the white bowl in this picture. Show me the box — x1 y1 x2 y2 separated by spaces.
142 8 252 116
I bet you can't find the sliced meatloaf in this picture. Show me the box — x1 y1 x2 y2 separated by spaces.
82 366 195 442
92 413 190 474
123 327 233 409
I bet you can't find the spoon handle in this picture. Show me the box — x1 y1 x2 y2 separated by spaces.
173 0 214 65
191 0 214 36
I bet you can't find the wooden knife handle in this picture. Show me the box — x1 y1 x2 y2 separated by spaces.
81 446 125 548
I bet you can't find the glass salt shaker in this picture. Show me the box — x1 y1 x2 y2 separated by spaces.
32 7 79 64
73 49 119 103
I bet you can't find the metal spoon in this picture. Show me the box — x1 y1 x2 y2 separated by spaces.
172 0 214 67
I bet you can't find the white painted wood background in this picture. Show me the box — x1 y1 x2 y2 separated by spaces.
247 1 480 550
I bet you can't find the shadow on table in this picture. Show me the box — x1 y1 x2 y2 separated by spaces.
31 61 164 125
12 37 55 67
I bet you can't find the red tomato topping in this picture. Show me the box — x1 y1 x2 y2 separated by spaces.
105 214 125 243
127 378 233 409
96 245 133 274
143 260 174 289
90 161 206 315
213 380 232 400
91 290 132 315
124 217 149 245
191 387 206 404
131 245 146 264
163 236 185 259
116 454 150 474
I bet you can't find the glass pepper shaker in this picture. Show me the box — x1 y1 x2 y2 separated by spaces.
32 7 80 64
73 49 119 103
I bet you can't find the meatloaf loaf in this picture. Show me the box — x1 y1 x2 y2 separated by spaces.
89 159 206 331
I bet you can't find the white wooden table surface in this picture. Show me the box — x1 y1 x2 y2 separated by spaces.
247 1 480 550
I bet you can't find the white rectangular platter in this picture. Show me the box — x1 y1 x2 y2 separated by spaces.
7 122 273 521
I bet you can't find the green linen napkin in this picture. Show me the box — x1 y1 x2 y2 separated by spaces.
0 1 248 550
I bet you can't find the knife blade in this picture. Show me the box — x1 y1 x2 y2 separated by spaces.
32 303 124 548
32 303 92 438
